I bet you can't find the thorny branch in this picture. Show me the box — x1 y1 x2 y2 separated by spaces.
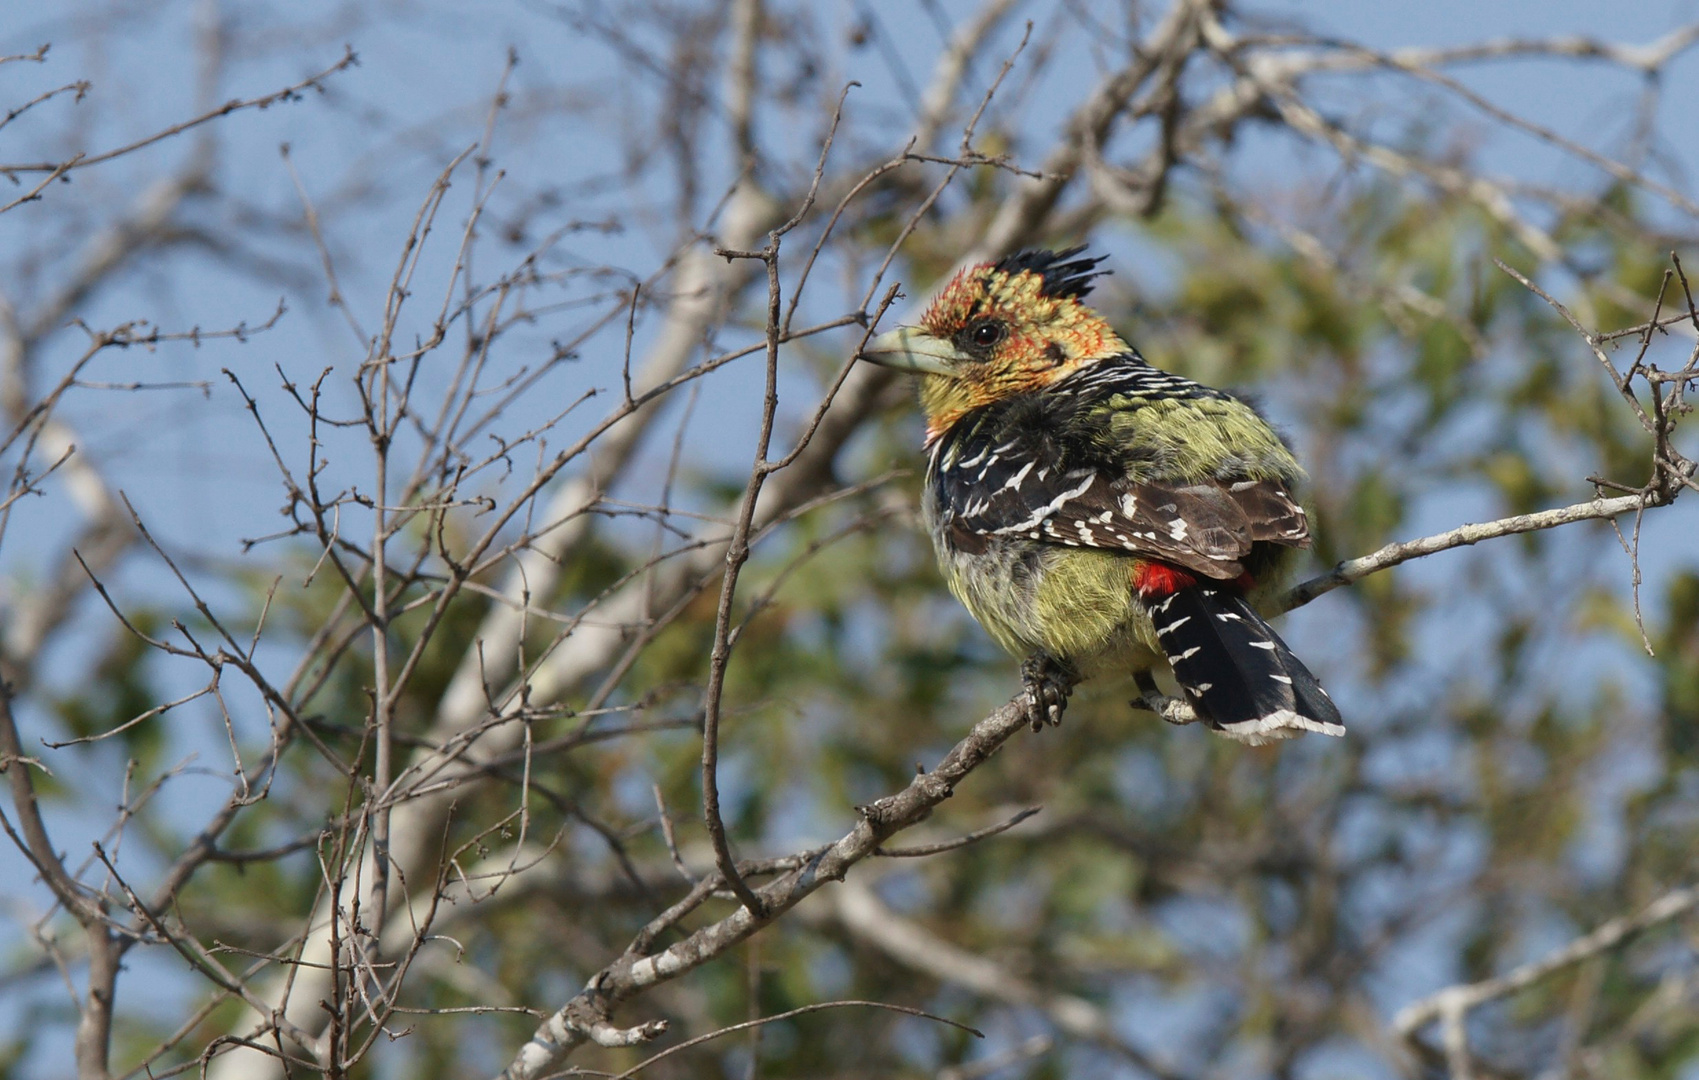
697 81 858 922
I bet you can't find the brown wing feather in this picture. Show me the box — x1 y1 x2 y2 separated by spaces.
929 406 1311 579
1223 478 1311 547
1032 477 1255 579
947 471 1310 581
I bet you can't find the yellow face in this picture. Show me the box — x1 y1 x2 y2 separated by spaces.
861 260 1127 441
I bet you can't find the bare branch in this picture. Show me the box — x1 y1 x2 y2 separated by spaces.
1278 492 1665 615
497 678 1070 1080
0 47 359 177
1394 883 1699 1046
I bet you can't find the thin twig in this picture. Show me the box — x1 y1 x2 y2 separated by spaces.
0 48 359 175
876 805 1042 857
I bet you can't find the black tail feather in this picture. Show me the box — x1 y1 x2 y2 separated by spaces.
1148 585 1344 744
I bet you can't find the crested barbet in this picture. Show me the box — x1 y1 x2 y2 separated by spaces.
859 248 1344 744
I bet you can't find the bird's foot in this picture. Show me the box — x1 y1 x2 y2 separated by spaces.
1132 671 1198 727
1020 655 1075 732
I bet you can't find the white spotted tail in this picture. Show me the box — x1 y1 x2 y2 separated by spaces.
1150 585 1345 745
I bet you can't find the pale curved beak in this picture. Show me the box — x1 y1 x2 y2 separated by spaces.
858 326 959 377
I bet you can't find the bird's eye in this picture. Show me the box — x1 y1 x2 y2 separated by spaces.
970 321 1005 347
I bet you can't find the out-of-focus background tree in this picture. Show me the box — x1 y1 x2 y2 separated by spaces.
2 1 1698 1078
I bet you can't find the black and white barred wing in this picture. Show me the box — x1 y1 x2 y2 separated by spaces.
930 433 1308 580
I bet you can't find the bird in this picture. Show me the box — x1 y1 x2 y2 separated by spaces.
858 247 1344 745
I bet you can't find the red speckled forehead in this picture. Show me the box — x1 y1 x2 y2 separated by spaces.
923 264 1045 334
910 261 1129 445
922 263 1120 364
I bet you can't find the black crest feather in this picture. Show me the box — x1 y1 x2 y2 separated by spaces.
991 246 1110 300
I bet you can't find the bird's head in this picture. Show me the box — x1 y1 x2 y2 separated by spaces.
860 247 1127 442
